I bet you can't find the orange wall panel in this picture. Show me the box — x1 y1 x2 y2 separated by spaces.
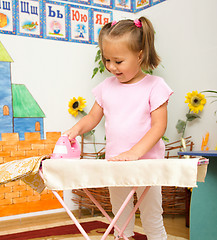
0 132 63 217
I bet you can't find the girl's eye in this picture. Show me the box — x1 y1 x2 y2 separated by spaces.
116 61 122 64
105 59 110 62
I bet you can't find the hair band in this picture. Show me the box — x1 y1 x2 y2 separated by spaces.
134 19 142 28
111 20 117 26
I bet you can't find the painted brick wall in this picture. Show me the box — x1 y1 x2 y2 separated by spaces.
0 132 64 217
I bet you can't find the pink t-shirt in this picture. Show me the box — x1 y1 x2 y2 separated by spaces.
92 74 173 159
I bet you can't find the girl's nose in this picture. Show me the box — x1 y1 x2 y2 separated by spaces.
107 62 116 72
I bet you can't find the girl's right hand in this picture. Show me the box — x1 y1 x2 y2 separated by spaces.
63 127 78 141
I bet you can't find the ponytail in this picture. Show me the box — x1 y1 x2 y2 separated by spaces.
139 16 161 70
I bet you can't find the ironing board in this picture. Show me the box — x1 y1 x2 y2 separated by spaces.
40 158 208 240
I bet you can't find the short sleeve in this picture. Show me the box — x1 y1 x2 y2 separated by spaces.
150 78 173 112
92 81 104 108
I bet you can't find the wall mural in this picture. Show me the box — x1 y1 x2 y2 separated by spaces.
0 0 165 217
0 0 165 45
0 0 165 137
0 41 45 141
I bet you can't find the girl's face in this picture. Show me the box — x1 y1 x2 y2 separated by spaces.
102 36 145 84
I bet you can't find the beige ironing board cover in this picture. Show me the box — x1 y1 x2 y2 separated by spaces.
42 158 207 190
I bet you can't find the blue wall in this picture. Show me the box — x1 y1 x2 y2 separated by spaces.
0 62 13 136
14 118 44 140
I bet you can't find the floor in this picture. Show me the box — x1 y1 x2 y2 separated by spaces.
0 211 189 239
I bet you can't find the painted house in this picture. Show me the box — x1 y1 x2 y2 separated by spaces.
0 41 45 140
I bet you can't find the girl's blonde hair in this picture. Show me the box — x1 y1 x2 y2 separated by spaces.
98 16 160 71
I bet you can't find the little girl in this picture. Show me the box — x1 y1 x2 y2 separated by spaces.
65 16 173 240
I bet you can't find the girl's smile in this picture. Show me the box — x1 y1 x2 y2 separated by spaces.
102 37 146 84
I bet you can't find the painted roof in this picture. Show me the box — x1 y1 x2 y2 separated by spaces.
0 41 13 62
12 84 45 118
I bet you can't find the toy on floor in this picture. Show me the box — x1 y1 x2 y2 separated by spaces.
51 135 81 159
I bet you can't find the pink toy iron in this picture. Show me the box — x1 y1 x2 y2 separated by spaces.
51 135 81 159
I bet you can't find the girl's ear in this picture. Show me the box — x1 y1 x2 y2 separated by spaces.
138 50 143 64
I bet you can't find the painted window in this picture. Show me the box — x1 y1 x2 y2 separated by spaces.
3 105 9 115
35 121 40 131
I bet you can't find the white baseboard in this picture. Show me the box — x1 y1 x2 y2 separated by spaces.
0 208 65 222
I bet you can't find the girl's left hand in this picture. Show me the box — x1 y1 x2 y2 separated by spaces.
107 150 140 161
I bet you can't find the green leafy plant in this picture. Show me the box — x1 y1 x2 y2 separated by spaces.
92 48 105 79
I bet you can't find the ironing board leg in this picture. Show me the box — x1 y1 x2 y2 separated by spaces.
39 170 91 240
40 167 149 240
115 186 151 239
83 188 128 240
85 187 150 240
100 186 138 240
51 190 91 240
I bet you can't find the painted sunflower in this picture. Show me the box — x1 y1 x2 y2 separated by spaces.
185 91 206 114
68 97 86 117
